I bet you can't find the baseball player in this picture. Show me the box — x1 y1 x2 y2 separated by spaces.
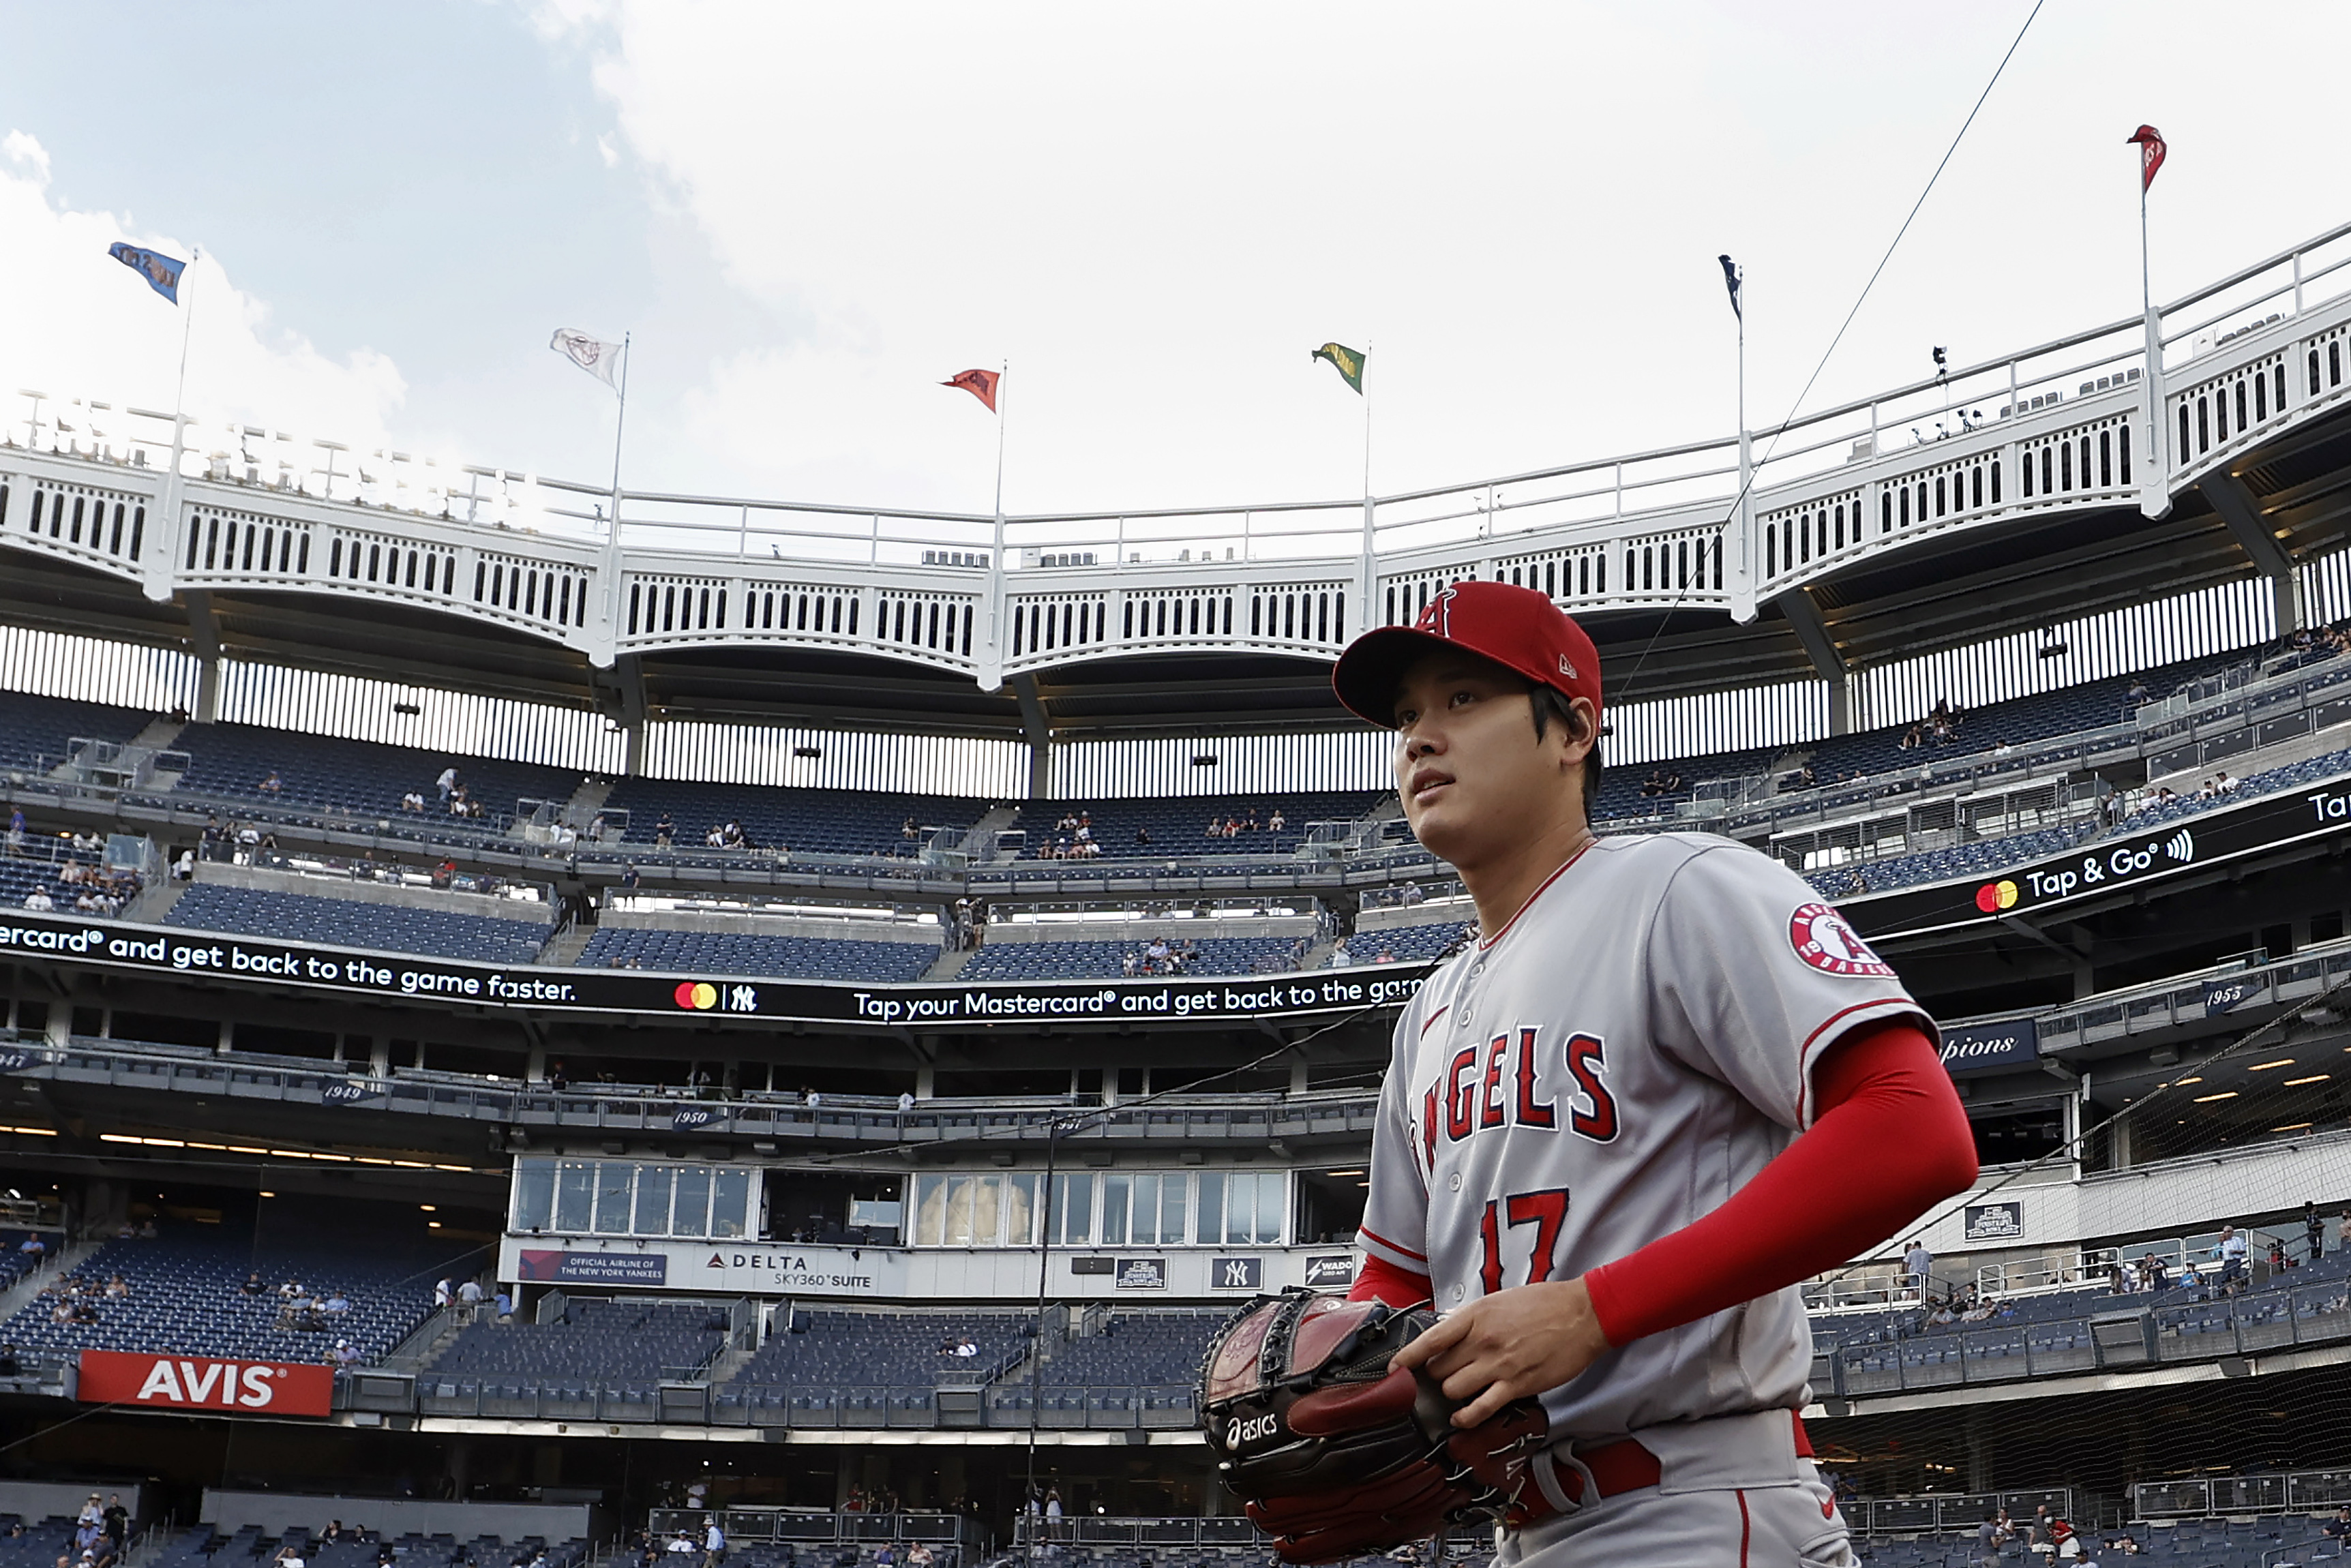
1324 582 1978 1565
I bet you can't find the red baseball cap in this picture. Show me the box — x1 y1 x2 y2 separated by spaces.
1331 581 1602 729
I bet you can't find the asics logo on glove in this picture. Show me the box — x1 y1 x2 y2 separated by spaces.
1226 1413 1282 1447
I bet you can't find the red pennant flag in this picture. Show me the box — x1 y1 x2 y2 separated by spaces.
942 368 1000 412
2127 125 2166 192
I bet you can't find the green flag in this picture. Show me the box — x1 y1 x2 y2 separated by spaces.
1312 342 1365 394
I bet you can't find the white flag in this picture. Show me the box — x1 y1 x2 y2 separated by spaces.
551 329 623 390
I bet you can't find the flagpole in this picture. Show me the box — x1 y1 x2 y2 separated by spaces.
152 248 200 607
2133 134 2167 522
608 332 631 544
1358 342 1375 635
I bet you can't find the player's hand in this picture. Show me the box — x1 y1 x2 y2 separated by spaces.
1388 1277 1613 1428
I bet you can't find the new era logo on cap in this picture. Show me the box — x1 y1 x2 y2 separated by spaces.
1334 581 1602 727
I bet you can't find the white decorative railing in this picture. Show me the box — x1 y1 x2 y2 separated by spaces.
8 220 2351 690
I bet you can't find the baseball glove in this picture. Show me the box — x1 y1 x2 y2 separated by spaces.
1199 1288 1551 1564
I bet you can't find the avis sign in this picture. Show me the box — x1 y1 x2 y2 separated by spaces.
77 1349 335 1417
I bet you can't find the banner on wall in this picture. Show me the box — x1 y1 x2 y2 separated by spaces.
1847 777 2351 940
0 912 1431 1029
77 1350 334 1417
1938 1019 2039 1074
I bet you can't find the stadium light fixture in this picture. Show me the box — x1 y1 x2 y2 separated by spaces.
2285 1074 2331 1086
2249 1059 2296 1071
2192 1092 2238 1102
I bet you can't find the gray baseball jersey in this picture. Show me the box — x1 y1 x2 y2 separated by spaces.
1359 831 1934 1442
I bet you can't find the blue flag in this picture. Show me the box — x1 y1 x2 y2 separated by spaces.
108 242 186 304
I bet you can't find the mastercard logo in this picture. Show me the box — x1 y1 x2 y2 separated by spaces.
1974 879 2020 914
673 981 719 1010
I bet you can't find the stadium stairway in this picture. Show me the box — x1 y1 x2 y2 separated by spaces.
960 803 1022 860
920 944 978 982
121 880 186 925
535 922 595 968
563 776 614 828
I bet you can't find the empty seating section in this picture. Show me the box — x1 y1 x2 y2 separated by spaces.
149 1526 588 1568
1037 1311 1223 1388
171 722 578 824
166 884 551 964
0 690 149 772
1021 793 1384 860
1591 746 1780 824
597 781 978 858
1344 914 1474 964
961 935 1300 981
426 1298 727 1398
0 1235 439 1363
575 927 935 982
725 1310 1032 1397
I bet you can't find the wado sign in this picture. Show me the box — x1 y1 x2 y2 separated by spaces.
0 912 1430 1030
1939 1019 2039 1074
77 1349 335 1417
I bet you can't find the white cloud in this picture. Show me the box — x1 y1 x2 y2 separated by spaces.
0 142 406 454
597 133 620 168
2 130 49 183
537 2 2351 516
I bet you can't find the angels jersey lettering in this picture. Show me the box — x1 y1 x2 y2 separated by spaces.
1358 833 1932 1442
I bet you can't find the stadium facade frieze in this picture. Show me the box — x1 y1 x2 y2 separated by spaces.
0 907 1433 1027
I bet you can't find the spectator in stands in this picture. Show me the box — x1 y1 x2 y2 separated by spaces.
320 1524 348 1548
260 770 283 794
1904 1237 1933 1299
434 1277 453 1309
2325 1508 2351 1541
1974 1513 2001 1568
4 808 22 855
458 1277 485 1318
1045 1488 1062 1519
2216 1225 2249 1288
332 1338 361 1369
0 1344 19 1377
1329 937 1353 967
437 766 459 803
1374 946 1397 963
322 1287 350 1317
494 1288 513 1323
241 1269 265 1295
905 1546 933 1568
21 887 52 913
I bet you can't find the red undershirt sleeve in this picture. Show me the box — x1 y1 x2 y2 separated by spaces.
1580 1022 1978 1347
1349 1252 1436 1309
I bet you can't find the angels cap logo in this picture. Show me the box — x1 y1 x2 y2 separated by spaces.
1415 585 1461 638
1788 902 1896 978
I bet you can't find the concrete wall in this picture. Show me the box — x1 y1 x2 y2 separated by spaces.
1356 900 1472 934
0 1482 144 1528
200 1492 593 1542
602 907 937 944
981 916 1315 945
197 862 551 924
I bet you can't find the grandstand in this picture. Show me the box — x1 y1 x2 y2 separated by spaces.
5 196 2351 1555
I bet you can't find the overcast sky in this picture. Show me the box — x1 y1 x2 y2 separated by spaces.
4 2 2347 521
